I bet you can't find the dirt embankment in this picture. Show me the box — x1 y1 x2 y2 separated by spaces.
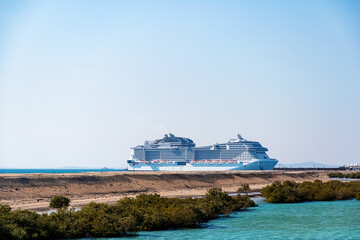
0 170 331 211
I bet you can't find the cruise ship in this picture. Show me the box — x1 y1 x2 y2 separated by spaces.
127 133 278 171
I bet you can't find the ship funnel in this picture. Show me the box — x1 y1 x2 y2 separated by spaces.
237 134 247 141
169 133 174 137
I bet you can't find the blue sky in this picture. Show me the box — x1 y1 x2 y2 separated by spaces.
0 0 359 168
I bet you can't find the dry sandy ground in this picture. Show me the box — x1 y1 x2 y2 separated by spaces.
0 170 332 211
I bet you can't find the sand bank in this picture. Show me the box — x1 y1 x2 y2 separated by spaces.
0 170 332 211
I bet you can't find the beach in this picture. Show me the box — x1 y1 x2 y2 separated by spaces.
0 170 333 211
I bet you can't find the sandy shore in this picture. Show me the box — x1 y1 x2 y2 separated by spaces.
0 170 333 211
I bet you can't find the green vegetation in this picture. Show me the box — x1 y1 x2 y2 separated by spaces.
49 196 70 209
237 183 250 195
0 188 255 240
328 172 360 179
261 180 360 203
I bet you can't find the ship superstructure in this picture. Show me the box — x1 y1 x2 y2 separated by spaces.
127 133 278 171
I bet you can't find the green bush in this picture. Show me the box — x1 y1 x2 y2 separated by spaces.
237 183 250 195
328 172 360 179
0 188 256 239
356 193 360 201
49 196 70 209
261 180 360 203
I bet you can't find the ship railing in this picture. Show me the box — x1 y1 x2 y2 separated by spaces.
134 160 181 164
190 159 240 164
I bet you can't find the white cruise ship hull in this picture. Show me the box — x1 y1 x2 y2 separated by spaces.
127 159 278 171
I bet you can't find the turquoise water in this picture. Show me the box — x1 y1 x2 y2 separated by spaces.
93 198 360 240
0 169 126 174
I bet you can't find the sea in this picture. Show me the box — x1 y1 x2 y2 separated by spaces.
91 198 359 240
0 169 126 174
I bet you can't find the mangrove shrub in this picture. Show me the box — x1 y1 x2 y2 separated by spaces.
261 180 360 203
328 172 360 179
237 183 250 195
0 188 256 240
49 196 70 209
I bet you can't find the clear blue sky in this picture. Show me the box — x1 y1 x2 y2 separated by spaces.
0 0 359 168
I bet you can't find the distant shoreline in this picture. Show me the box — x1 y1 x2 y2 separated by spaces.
0 170 350 211
0 167 348 174
0 169 127 174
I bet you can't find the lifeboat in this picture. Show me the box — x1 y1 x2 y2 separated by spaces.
191 160 197 164
220 160 228 163
161 160 168 163
199 160 205 163
205 160 212 163
229 160 236 163
213 160 220 163
145 161 150 164
152 160 160 163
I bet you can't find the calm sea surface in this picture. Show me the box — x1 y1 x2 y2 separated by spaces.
0 169 126 174
90 198 359 240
